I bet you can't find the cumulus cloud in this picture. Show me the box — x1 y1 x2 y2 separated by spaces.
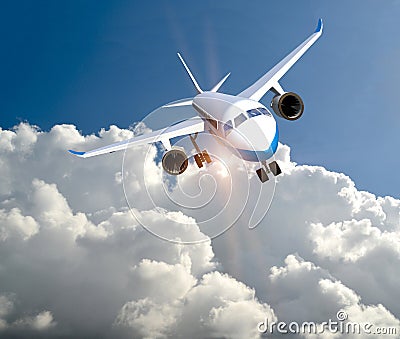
0 122 399 338
266 255 400 339
115 270 275 339
12 310 56 331
309 218 400 262
211 163 400 339
0 207 39 241
0 293 55 334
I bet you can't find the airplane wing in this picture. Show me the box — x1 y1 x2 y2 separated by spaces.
68 117 204 158
238 19 323 101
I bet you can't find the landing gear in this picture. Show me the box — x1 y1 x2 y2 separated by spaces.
269 161 282 176
256 160 281 183
256 168 269 183
194 153 203 168
190 133 212 168
202 150 212 163
194 150 211 168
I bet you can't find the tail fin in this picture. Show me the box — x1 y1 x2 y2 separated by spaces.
177 53 203 94
176 52 230 96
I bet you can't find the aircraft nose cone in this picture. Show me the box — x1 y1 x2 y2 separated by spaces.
226 116 278 162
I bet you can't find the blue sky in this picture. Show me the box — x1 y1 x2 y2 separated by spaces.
0 0 399 198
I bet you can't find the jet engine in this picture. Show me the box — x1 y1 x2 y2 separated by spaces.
162 147 188 175
271 92 304 120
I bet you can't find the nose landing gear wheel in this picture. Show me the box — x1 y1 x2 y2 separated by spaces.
256 161 281 182
256 168 269 183
269 161 281 176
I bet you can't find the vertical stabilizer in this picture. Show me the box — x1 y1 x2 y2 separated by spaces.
177 53 203 94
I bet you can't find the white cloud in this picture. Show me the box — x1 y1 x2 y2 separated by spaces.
0 208 39 241
13 310 56 331
183 272 275 339
0 294 55 333
268 256 400 339
115 270 275 339
115 298 180 339
309 219 400 262
0 122 399 338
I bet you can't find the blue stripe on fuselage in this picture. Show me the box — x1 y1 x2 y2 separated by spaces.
235 127 279 162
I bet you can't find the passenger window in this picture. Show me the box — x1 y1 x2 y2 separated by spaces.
234 113 247 127
247 109 261 117
258 107 272 116
224 120 233 135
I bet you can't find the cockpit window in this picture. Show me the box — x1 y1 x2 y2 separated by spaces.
223 120 233 135
234 113 247 128
247 109 261 117
257 107 272 116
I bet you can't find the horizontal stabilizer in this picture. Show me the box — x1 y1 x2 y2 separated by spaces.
211 72 231 92
162 99 193 108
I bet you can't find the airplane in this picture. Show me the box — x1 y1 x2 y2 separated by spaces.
69 19 323 183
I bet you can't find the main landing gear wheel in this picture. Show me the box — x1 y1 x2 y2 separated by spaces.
256 168 269 183
194 153 203 168
190 133 212 169
256 161 281 183
194 150 212 168
202 150 212 164
269 161 281 176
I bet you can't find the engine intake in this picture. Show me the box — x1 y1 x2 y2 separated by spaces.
162 147 188 175
271 92 304 121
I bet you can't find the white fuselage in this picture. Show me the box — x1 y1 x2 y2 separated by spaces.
192 92 278 162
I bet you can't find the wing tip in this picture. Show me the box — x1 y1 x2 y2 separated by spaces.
315 18 323 33
68 149 86 157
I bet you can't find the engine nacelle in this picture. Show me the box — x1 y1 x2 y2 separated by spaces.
271 92 304 121
162 147 188 175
